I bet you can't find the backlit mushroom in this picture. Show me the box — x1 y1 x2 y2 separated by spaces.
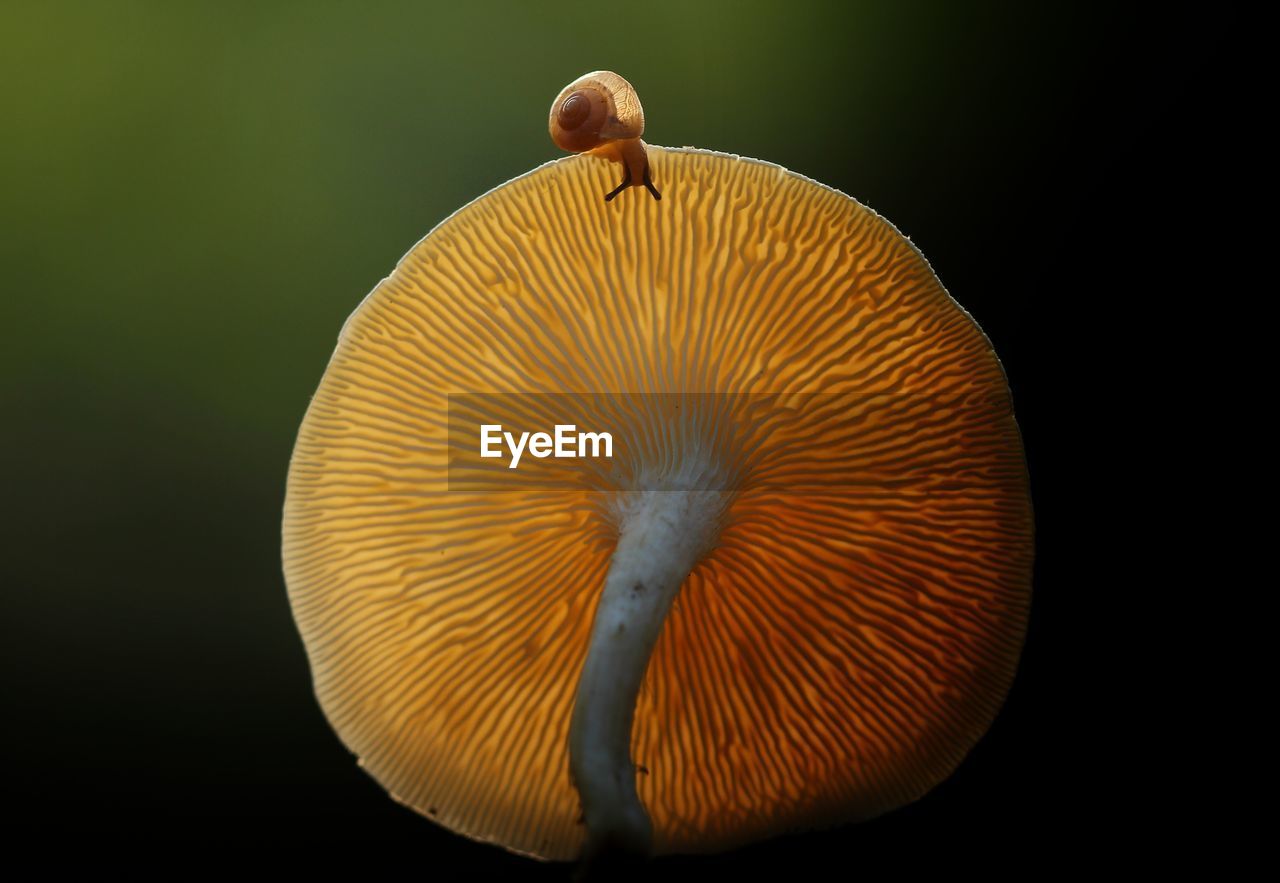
283 71 1033 864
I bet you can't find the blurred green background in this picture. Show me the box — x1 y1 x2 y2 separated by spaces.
2 0 1231 875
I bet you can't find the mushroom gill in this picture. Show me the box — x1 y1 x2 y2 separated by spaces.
282 147 1033 861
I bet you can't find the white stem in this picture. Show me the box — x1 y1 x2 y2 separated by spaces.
569 489 726 859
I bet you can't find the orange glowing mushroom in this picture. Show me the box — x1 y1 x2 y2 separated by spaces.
283 70 1032 866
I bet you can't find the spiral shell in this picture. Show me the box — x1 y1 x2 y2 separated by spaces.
549 71 645 154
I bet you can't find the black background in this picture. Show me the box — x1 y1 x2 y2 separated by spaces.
4 2 1241 877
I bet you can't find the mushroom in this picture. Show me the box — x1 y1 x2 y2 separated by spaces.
283 71 1032 865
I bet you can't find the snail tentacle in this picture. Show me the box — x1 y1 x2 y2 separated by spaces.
642 166 661 201
605 165 632 202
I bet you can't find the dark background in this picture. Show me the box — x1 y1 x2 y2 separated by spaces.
3 1 1238 876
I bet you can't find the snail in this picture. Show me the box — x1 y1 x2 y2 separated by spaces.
549 71 661 202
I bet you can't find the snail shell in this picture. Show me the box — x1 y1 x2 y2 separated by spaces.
549 71 646 154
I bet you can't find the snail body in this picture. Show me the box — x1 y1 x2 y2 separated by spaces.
550 71 660 201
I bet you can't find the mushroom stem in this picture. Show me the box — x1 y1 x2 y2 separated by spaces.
570 488 726 861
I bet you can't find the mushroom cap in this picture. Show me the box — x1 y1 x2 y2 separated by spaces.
283 147 1033 860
